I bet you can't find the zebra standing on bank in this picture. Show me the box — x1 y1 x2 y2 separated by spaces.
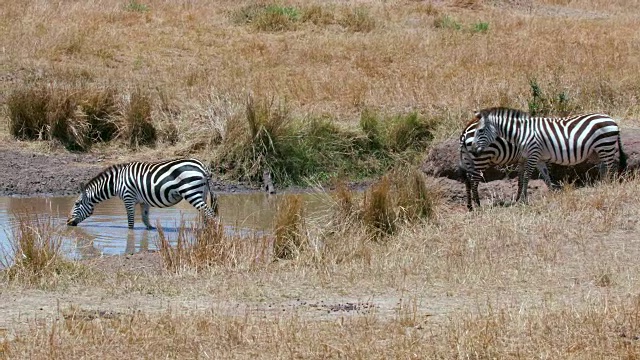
67 158 219 229
470 107 627 202
459 116 559 211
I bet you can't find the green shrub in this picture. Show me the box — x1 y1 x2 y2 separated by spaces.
471 22 489 33
233 4 300 31
527 78 575 117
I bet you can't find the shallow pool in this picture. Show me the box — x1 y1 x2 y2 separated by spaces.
0 191 329 262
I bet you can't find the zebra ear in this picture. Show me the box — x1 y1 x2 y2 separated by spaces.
476 116 486 129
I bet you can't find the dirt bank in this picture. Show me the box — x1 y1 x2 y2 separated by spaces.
0 145 261 197
2 127 639 206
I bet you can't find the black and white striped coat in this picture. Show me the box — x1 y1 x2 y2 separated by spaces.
470 107 627 202
67 158 218 229
459 117 558 211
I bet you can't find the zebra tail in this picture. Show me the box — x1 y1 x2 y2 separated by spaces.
204 171 219 216
618 133 628 174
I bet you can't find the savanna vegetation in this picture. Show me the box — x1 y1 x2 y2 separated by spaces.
1 0 640 358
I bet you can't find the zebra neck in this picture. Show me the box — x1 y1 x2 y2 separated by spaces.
87 174 117 203
494 117 526 144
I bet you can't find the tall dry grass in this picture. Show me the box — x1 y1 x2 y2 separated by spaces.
2 0 639 154
1 213 89 288
156 219 271 273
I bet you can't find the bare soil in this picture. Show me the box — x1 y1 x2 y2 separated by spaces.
0 144 262 197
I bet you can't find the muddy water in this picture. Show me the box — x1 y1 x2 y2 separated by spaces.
0 192 330 261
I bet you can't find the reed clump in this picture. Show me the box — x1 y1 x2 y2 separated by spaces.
7 85 122 151
1 213 87 287
273 195 306 260
156 219 268 272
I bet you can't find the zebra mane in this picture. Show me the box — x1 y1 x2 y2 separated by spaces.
84 163 126 188
477 107 530 120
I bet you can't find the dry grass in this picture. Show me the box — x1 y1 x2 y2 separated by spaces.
7 85 122 151
2 175 640 358
2 0 640 357
273 194 306 259
3 0 638 158
0 213 90 288
156 219 271 273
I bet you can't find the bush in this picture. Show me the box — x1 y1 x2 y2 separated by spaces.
527 78 576 117
216 100 439 187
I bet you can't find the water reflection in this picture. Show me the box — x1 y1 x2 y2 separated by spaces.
0 192 330 260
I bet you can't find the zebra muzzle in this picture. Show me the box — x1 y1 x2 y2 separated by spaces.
67 218 78 226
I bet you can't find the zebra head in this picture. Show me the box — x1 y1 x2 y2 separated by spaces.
470 111 497 156
67 183 95 226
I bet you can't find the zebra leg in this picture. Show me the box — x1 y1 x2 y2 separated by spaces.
141 203 155 230
182 189 218 223
123 199 136 229
518 158 538 203
463 170 474 211
471 178 481 209
536 162 561 191
516 159 526 202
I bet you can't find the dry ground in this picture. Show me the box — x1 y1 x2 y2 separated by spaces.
1 175 640 358
2 0 640 358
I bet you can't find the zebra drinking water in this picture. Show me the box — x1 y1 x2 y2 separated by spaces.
470 107 627 202
459 116 559 211
67 158 219 229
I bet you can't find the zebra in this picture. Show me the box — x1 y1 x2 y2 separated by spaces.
470 107 627 202
459 116 560 211
67 158 219 229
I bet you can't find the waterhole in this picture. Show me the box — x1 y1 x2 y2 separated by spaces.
0 192 329 261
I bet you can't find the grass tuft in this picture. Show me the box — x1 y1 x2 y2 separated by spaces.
362 176 396 239
47 88 90 151
233 4 300 32
157 219 270 272
82 87 120 142
7 87 50 141
124 88 157 148
338 7 376 32
273 195 306 259
7 85 121 151
1 213 86 288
